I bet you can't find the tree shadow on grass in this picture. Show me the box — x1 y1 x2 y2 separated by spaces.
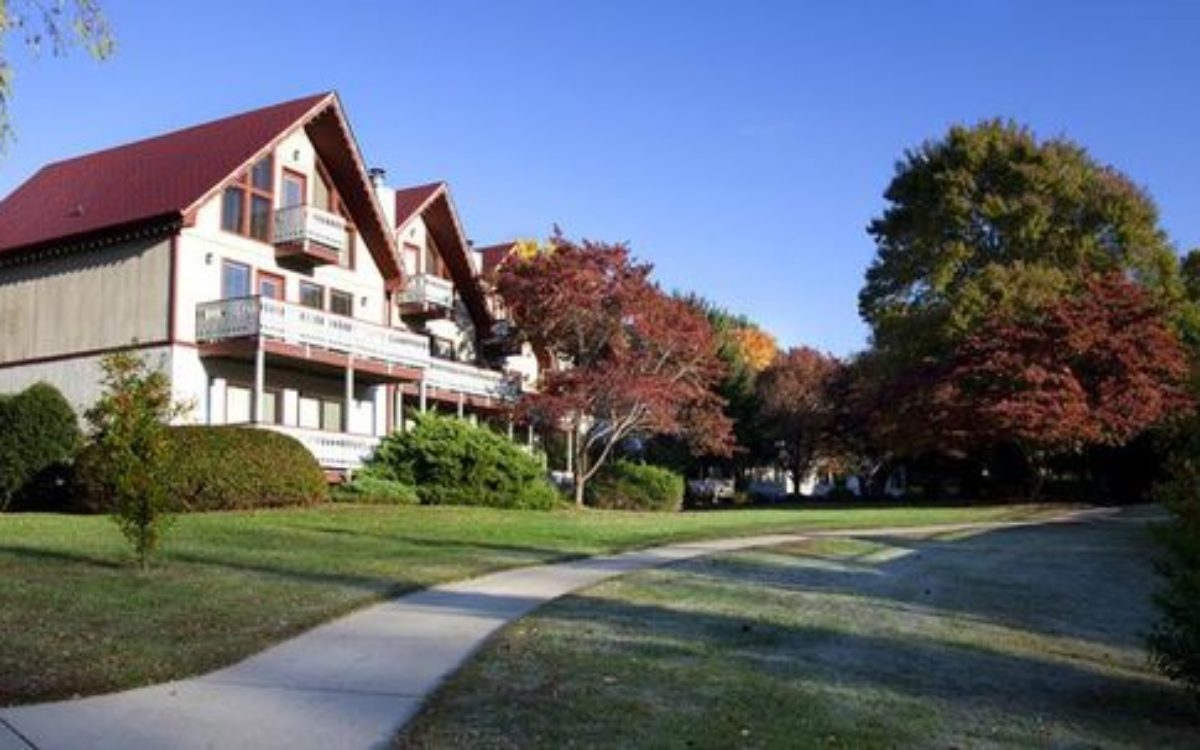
678 513 1160 651
289 524 589 561
524 568 1198 744
0 545 125 570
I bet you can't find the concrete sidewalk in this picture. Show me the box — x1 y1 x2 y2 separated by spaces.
0 511 1105 750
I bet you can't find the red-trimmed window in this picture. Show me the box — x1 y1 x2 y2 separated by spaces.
221 155 274 242
299 281 324 310
257 270 285 300
221 260 251 299
330 289 354 317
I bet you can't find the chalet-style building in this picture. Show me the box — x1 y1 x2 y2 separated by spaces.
0 93 537 471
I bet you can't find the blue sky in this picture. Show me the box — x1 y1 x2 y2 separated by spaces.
2 1 1199 355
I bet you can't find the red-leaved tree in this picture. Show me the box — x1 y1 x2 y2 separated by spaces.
756 347 842 492
497 235 733 506
940 273 1192 497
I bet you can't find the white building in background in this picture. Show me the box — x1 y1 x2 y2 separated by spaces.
0 92 536 473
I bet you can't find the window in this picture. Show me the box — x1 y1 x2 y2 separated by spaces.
257 271 285 300
402 243 419 276
221 260 251 299
315 169 333 212
299 281 324 309
250 195 272 241
282 170 306 208
220 154 274 241
315 162 355 270
330 289 354 317
261 390 280 425
221 189 244 235
321 400 343 431
226 385 279 424
431 337 456 361
298 396 321 430
226 386 251 423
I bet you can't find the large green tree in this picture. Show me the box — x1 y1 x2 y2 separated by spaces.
860 119 1190 365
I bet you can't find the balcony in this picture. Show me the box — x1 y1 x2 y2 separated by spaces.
196 296 431 371
426 357 517 401
257 425 379 470
273 205 347 265
398 273 455 318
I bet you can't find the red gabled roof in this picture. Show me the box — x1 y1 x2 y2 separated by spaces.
475 241 518 275
393 182 444 229
392 180 493 332
0 93 331 255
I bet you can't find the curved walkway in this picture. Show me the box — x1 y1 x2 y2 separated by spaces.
0 509 1110 750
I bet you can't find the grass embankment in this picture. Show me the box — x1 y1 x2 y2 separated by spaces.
1 502 1064 705
398 506 1196 749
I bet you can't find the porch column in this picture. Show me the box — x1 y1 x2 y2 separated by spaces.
252 339 265 424
507 421 514 440
395 387 405 433
344 356 355 433
419 379 428 413
526 424 534 450
457 392 465 419
371 385 387 436
566 427 574 474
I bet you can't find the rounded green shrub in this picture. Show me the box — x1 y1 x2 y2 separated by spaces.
588 460 685 512
164 426 328 511
77 426 329 513
0 382 81 511
365 412 559 510
333 474 419 505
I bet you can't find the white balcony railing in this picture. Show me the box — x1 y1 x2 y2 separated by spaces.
258 424 379 470
273 205 348 253
196 296 431 369
426 357 516 400
399 273 455 310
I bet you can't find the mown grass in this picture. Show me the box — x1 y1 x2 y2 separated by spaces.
0 501 1064 706
397 507 1198 749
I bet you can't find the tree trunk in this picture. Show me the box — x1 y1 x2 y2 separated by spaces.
573 436 587 508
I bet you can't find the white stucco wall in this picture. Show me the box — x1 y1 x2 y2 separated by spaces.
175 127 392 343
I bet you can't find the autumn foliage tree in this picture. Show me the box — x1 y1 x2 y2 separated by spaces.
930 274 1191 497
496 235 733 506
756 347 842 492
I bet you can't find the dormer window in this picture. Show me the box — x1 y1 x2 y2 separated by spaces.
221 154 274 242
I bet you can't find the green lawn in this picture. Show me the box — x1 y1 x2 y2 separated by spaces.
1 502 1065 706
397 506 1195 749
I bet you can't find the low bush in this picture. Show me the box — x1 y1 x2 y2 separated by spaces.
1150 426 1200 701
588 460 685 512
333 474 419 505
166 427 327 511
79 426 328 513
365 412 559 510
0 382 81 511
